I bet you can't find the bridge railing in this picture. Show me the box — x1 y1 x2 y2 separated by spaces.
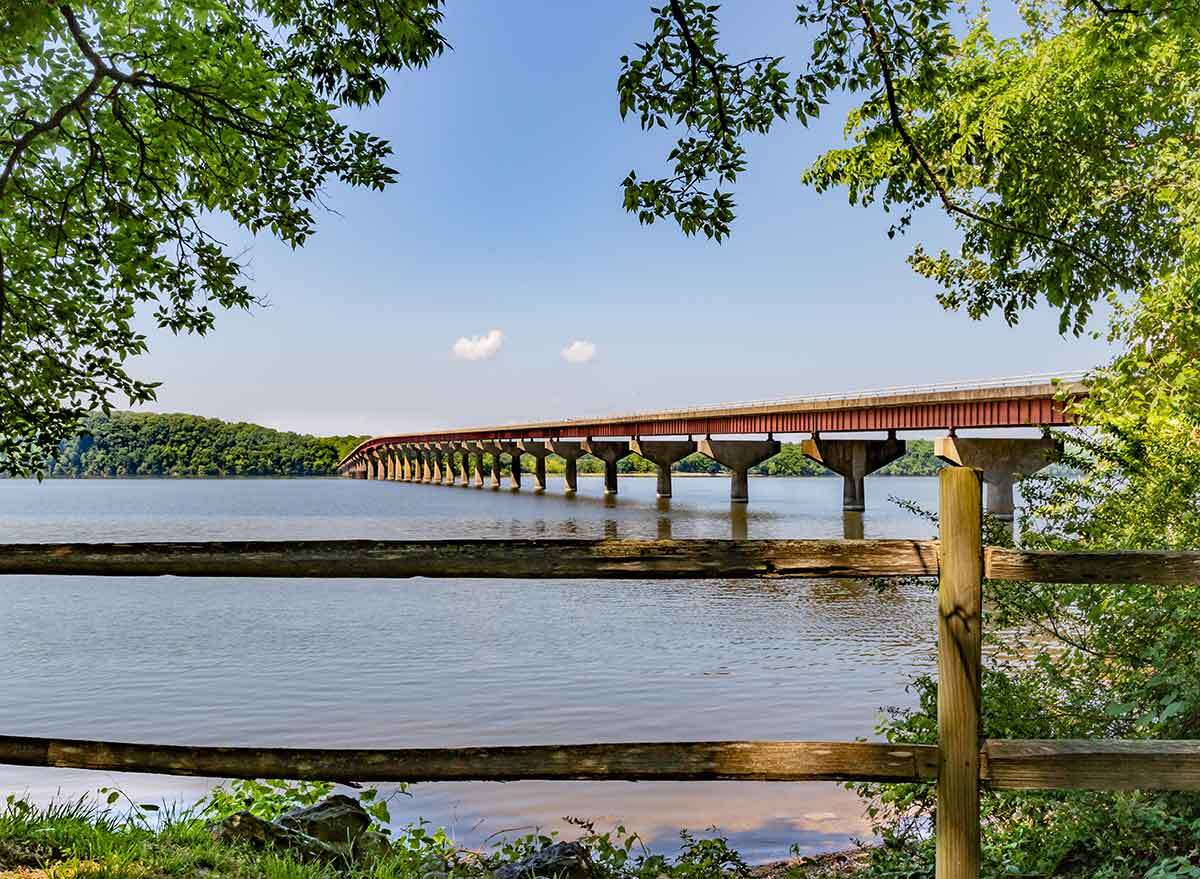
2 466 1198 879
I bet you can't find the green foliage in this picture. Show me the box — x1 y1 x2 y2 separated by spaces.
854 428 1200 876
48 411 364 477
0 793 754 879
751 444 821 477
200 780 337 824
621 1 1195 336
201 779 397 829
876 440 944 477
0 0 447 477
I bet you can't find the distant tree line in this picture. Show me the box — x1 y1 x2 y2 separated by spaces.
43 412 945 478
48 412 365 478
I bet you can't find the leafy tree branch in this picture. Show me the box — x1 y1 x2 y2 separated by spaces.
0 0 448 477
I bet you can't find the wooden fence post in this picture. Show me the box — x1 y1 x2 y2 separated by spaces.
937 466 983 879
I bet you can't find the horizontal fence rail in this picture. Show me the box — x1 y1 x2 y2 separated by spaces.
5 734 1197 791
982 740 1200 791
0 736 938 784
2 539 1199 584
0 539 938 579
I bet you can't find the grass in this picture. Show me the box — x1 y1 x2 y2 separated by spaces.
0 796 453 879
0 796 865 879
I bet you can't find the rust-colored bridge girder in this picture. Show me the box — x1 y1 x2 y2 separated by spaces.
339 376 1082 469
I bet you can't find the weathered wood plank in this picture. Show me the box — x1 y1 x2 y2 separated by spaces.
986 548 1200 585
0 539 939 580
983 739 1200 791
936 468 983 879
7 540 1195 585
0 735 939 783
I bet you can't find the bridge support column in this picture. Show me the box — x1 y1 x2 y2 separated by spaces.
389 447 401 481
465 444 486 488
518 441 551 493
479 443 503 489
630 439 697 499
404 446 418 481
457 447 472 487
497 443 523 490
438 443 458 485
366 452 379 480
548 441 583 494
801 433 906 512
935 436 1061 521
698 437 781 503
583 439 631 495
420 445 435 483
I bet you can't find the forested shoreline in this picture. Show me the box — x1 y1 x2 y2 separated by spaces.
39 411 944 478
46 412 365 478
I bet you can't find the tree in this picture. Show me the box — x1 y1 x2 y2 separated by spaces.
0 0 447 476
619 0 1195 333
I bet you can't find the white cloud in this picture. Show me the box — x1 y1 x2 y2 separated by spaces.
452 329 504 361
560 340 597 364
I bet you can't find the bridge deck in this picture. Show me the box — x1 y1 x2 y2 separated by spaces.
342 373 1084 465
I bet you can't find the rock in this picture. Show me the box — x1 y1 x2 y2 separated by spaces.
278 794 372 847
210 811 344 863
353 830 393 863
494 842 594 879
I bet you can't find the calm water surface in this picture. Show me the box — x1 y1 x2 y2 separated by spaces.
0 476 940 861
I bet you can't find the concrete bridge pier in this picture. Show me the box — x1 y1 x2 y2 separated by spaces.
465 443 486 488
548 441 584 494
630 439 697 498
518 441 551 493
583 439 631 495
420 445 435 483
438 443 458 485
367 451 380 480
478 443 504 489
496 443 523 490
801 433 906 512
405 446 419 481
698 437 781 503
935 436 1061 521
457 446 472 487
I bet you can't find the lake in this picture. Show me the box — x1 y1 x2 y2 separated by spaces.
0 475 941 862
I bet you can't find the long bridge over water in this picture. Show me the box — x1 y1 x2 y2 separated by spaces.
338 373 1083 520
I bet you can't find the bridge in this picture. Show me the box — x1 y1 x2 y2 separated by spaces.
338 373 1084 519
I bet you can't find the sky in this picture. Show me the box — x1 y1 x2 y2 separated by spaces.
131 0 1112 437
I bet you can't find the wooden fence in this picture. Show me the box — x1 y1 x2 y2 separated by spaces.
2 466 1198 879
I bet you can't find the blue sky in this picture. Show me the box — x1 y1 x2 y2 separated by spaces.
133 0 1111 437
